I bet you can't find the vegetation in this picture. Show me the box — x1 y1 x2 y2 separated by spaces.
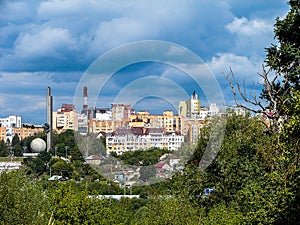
113 148 171 166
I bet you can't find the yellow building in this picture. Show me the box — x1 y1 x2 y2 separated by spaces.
53 104 78 133
129 110 183 134
0 127 6 142
129 111 150 127
0 126 44 143
13 127 44 140
88 120 123 134
183 119 205 143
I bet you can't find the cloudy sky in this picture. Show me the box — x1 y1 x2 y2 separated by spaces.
0 0 290 123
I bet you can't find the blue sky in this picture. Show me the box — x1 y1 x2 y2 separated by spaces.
0 0 290 123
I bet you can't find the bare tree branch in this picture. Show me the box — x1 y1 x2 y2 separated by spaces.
225 65 283 133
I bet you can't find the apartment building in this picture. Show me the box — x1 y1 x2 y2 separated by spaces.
88 120 123 134
53 104 78 132
178 91 200 119
0 127 6 143
183 119 205 143
111 104 132 122
0 115 22 143
0 115 44 143
13 126 44 140
106 127 184 155
129 110 183 134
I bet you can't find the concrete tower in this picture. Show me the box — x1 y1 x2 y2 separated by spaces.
83 86 88 110
46 87 53 151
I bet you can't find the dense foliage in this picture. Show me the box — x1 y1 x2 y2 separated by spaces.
113 148 171 166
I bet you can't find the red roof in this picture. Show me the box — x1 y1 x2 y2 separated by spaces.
156 162 165 168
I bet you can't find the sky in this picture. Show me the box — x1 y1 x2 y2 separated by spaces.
0 0 290 124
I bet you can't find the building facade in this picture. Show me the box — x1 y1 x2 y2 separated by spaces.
0 115 22 143
88 120 123 134
0 116 44 143
53 104 79 132
178 91 200 119
106 127 184 155
13 126 44 140
183 119 205 143
111 104 132 122
129 110 183 134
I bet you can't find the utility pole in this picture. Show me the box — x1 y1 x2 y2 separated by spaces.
65 146 68 159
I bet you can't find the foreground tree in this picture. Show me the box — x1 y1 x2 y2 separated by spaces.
0 140 9 157
227 0 300 134
217 1 300 223
0 171 51 224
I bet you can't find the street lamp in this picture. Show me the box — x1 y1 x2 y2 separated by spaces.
65 146 68 159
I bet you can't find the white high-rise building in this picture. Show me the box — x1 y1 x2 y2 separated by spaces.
78 114 88 135
0 115 22 143
0 115 22 128
178 91 200 119
111 104 131 122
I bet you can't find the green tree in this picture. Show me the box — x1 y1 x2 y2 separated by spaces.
47 183 125 224
52 130 88 162
265 0 300 91
139 165 156 182
0 140 9 157
262 2 300 223
202 203 243 225
172 114 293 224
133 197 201 225
12 143 23 157
51 159 74 177
23 157 46 175
0 171 51 224
37 151 52 164
226 2 300 134
11 134 20 146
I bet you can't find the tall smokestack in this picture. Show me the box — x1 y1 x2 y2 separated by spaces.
46 87 53 151
83 86 88 110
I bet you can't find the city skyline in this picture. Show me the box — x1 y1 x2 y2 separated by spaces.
0 87 215 125
0 1 290 123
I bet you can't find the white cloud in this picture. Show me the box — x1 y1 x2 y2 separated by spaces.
88 17 156 55
225 17 274 57
0 1 35 22
14 27 76 59
226 17 272 36
208 53 262 81
0 71 80 122
37 0 121 18
0 0 291 122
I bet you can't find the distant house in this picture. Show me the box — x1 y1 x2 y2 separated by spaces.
48 175 65 181
159 154 180 169
114 172 126 185
167 154 180 167
156 161 166 173
156 161 172 173
85 155 104 164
